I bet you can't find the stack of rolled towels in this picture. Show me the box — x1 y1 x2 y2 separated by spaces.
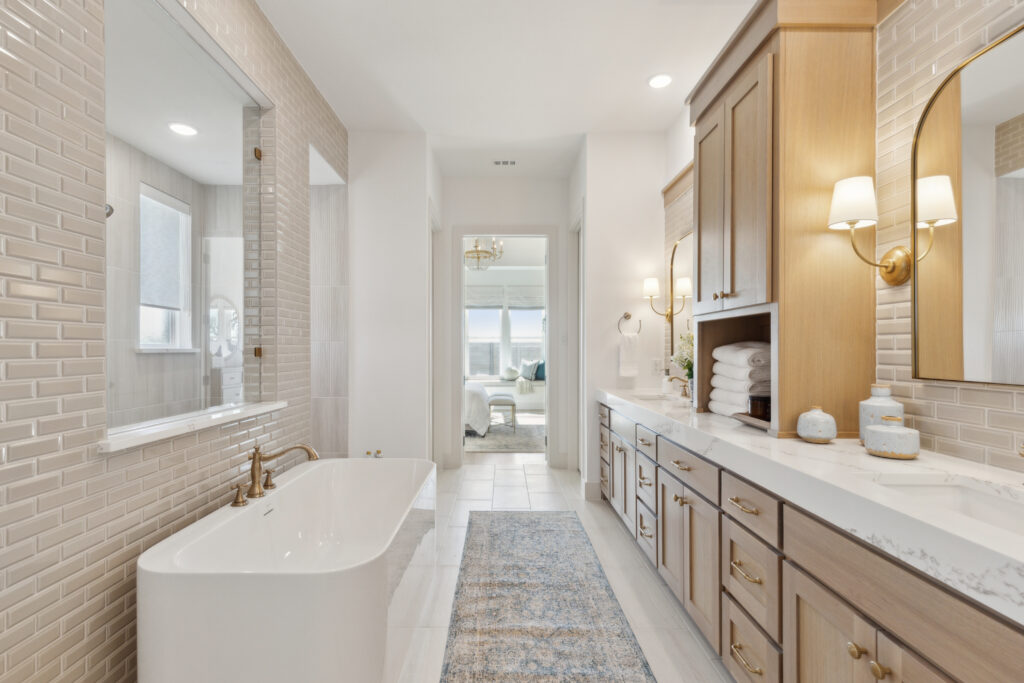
709 341 771 418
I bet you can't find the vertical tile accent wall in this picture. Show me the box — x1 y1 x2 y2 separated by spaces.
0 1 348 680
876 0 1024 473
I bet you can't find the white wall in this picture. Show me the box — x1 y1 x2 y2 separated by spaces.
962 124 997 380
432 176 573 469
349 131 432 459
581 133 666 497
664 106 695 185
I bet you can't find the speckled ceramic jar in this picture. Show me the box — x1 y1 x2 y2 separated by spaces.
859 383 903 444
864 415 920 460
797 406 837 444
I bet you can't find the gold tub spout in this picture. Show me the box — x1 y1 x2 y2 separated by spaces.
246 444 319 499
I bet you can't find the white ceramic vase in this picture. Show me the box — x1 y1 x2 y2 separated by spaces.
859 384 903 444
797 406 837 444
864 415 920 460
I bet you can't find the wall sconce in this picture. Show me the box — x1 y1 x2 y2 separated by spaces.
915 175 957 260
644 237 693 352
828 176 912 286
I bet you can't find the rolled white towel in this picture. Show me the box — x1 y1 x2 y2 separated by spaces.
712 341 770 367
711 374 771 394
709 400 748 418
710 388 768 407
713 362 771 382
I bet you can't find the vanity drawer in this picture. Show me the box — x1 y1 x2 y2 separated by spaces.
600 426 610 463
600 459 610 498
636 501 657 566
656 436 719 504
598 403 610 427
722 472 780 548
635 424 657 457
610 411 636 445
722 516 782 644
722 593 781 683
634 451 657 512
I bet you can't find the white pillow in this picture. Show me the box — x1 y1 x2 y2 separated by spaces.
500 366 520 381
519 360 540 381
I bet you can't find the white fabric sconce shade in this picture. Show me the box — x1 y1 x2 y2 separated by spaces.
828 176 879 230
675 277 692 298
916 175 957 228
642 277 660 299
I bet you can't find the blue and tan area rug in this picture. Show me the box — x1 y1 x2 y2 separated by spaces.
441 511 656 681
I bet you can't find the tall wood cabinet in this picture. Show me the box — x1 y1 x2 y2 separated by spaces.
688 0 878 437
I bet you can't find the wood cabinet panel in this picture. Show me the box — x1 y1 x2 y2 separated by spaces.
723 515 783 643
782 562 876 683
723 593 782 683
875 632 953 683
636 425 657 457
694 103 727 315
723 471 781 547
635 451 657 512
610 411 636 446
723 52 773 310
600 426 610 463
598 403 610 427
657 467 687 602
599 458 610 499
623 443 636 529
610 436 624 514
684 490 722 653
656 436 720 504
636 501 657 566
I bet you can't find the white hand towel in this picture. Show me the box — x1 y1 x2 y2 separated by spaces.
713 362 771 382
711 374 771 394
619 332 639 378
711 388 769 407
712 341 771 367
709 400 748 418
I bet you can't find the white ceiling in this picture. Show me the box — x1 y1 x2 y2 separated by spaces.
105 0 256 185
254 0 754 177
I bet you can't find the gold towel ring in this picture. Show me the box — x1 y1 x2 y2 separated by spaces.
618 312 641 335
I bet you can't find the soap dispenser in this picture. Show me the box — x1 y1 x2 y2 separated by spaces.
859 383 903 444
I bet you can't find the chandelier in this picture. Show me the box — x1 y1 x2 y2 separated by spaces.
464 237 504 271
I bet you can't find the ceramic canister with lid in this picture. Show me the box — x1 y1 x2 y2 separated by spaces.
864 415 920 460
859 383 903 444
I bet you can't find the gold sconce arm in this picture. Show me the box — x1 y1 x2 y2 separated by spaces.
916 224 936 261
647 296 688 321
847 224 912 287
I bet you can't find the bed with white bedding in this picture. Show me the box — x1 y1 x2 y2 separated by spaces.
464 381 491 436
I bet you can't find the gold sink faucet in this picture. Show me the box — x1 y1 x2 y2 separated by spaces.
246 443 319 499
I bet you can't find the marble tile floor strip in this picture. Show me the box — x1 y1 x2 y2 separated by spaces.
384 453 731 682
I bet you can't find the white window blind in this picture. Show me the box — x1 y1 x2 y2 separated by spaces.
139 185 191 311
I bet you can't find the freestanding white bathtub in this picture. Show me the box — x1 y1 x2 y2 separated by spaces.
137 458 436 683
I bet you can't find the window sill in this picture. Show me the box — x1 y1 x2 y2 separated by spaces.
135 347 201 354
98 401 287 454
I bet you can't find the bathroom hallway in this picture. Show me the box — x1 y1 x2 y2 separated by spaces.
383 454 731 682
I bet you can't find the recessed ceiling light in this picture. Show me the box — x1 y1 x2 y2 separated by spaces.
169 122 198 136
648 74 672 89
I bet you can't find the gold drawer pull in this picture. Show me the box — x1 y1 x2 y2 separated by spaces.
869 661 891 680
671 460 692 472
639 437 652 446
730 560 762 585
600 437 607 447
847 642 868 660
729 496 759 515
713 291 720 301
730 643 763 676
672 493 686 506
638 523 653 539
638 476 653 487
600 477 608 485
615 445 625 453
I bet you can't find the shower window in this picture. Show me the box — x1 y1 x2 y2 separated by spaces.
138 184 192 350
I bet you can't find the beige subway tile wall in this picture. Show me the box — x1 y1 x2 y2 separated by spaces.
0 0 347 680
995 112 1024 176
876 0 1024 473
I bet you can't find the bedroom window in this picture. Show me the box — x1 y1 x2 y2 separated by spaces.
509 307 544 369
465 306 545 378
466 307 502 376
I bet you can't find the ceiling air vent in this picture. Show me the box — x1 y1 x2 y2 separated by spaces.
492 160 517 167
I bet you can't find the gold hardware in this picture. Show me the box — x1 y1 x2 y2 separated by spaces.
375 449 382 457
845 225 913 287
847 642 868 660
869 661 891 680
254 146 262 160
263 468 276 489
671 460 692 472
672 493 686 506
638 476 653 487
730 643 763 676
731 560 762 584
720 291 735 298
247 444 319 498
254 346 263 358
668 376 685 385
600 437 608 447
644 237 691 355
728 496 759 515
713 291 720 300
639 437 652 446
230 484 248 507
1018 443 1024 457
615 445 625 453
639 523 653 538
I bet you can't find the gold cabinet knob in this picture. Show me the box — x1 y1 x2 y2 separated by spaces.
869 661 891 680
263 468 276 490
672 493 686 506
230 483 248 507
847 642 868 660
713 291 720 300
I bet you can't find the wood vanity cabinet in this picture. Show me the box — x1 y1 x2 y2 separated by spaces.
609 435 625 513
693 53 773 315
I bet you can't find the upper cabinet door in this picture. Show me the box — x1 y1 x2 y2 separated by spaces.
723 52 773 310
694 104 727 315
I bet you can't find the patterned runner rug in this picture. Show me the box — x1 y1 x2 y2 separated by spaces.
441 511 656 682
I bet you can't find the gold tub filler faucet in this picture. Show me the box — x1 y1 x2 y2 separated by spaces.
230 444 320 507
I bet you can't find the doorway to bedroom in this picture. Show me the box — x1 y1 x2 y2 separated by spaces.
463 236 548 453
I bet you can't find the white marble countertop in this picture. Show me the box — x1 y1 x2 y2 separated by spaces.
598 388 1024 627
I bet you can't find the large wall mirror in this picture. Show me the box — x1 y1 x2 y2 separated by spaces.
104 0 268 429
913 25 1024 385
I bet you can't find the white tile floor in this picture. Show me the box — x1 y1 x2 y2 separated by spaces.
383 452 732 683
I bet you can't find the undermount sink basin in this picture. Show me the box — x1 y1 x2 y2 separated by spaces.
631 390 677 401
855 472 1024 536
